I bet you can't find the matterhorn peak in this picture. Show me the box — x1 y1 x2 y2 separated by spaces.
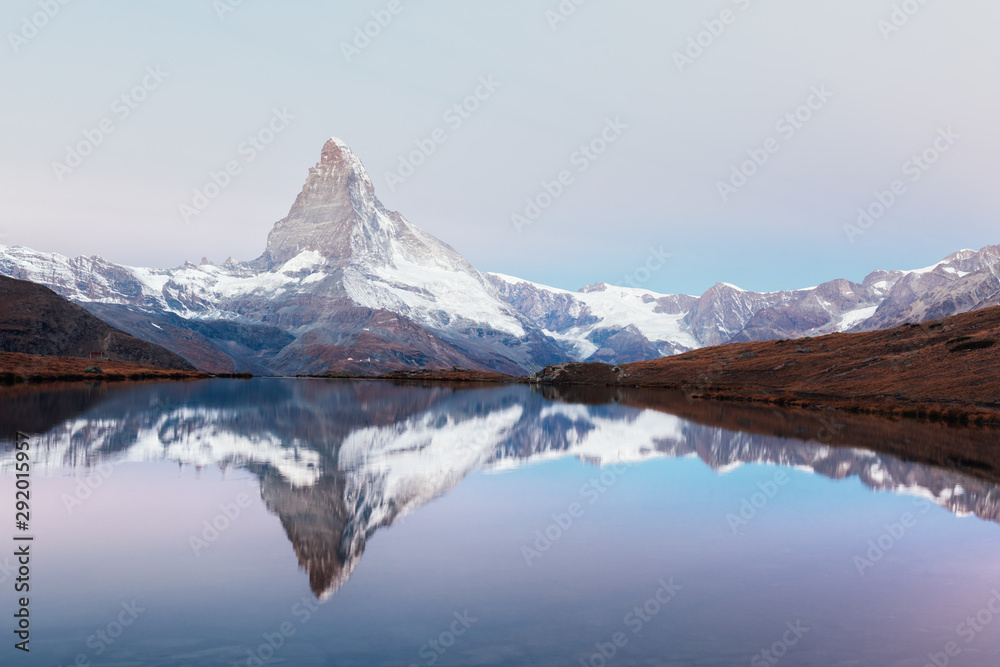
253 137 384 270
318 137 373 189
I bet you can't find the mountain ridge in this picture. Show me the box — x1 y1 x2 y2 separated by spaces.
0 274 194 370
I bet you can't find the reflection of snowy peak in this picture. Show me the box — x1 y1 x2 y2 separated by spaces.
3 380 998 599
16 410 322 486
340 406 525 519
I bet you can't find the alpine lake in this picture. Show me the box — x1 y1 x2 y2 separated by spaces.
2 378 1000 666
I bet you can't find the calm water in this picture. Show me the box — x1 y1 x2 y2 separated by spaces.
2 379 1000 666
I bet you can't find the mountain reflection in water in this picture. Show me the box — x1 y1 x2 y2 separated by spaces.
2 378 999 600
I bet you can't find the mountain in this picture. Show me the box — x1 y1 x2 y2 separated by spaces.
0 274 194 370
0 139 564 375
852 247 1000 332
0 137 996 372
485 275 701 361
490 245 1000 359
4 379 1000 599
538 305 1000 421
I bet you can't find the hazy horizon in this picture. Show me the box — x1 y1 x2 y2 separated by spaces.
3 0 998 295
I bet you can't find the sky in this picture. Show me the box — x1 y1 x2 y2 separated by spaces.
2 0 999 296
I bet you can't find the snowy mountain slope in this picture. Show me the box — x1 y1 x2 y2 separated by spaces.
489 246 1000 361
255 139 531 339
487 274 700 360
852 247 1000 332
0 139 566 374
490 273 865 361
726 273 902 344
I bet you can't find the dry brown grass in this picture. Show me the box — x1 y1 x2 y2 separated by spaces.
541 307 1000 422
0 351 246 383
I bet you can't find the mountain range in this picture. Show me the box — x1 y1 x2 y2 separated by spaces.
1 138 997 374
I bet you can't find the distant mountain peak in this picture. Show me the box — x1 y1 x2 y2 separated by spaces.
254 138 380 270
319 137 373 189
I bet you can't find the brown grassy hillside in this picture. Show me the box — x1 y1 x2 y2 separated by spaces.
538 306 1000 422
0 351 243 383
0 275 194 370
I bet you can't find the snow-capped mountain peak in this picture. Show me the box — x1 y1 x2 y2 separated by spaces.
256 137 381 270
0 137 996 374
0 139 566 374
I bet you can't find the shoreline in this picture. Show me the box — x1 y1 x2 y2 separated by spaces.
6 364 996 427
6 304 999 426
0 351 251 384
302 371 1000 426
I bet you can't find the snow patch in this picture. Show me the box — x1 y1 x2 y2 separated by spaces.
837 306 878 331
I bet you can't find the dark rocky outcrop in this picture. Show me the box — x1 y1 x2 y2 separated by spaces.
0 275 194 370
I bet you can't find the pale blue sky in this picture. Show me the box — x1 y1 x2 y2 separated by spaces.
2 0 999 295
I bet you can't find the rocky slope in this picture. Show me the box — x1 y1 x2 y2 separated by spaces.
854 247 1000 331
0 274 194 370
